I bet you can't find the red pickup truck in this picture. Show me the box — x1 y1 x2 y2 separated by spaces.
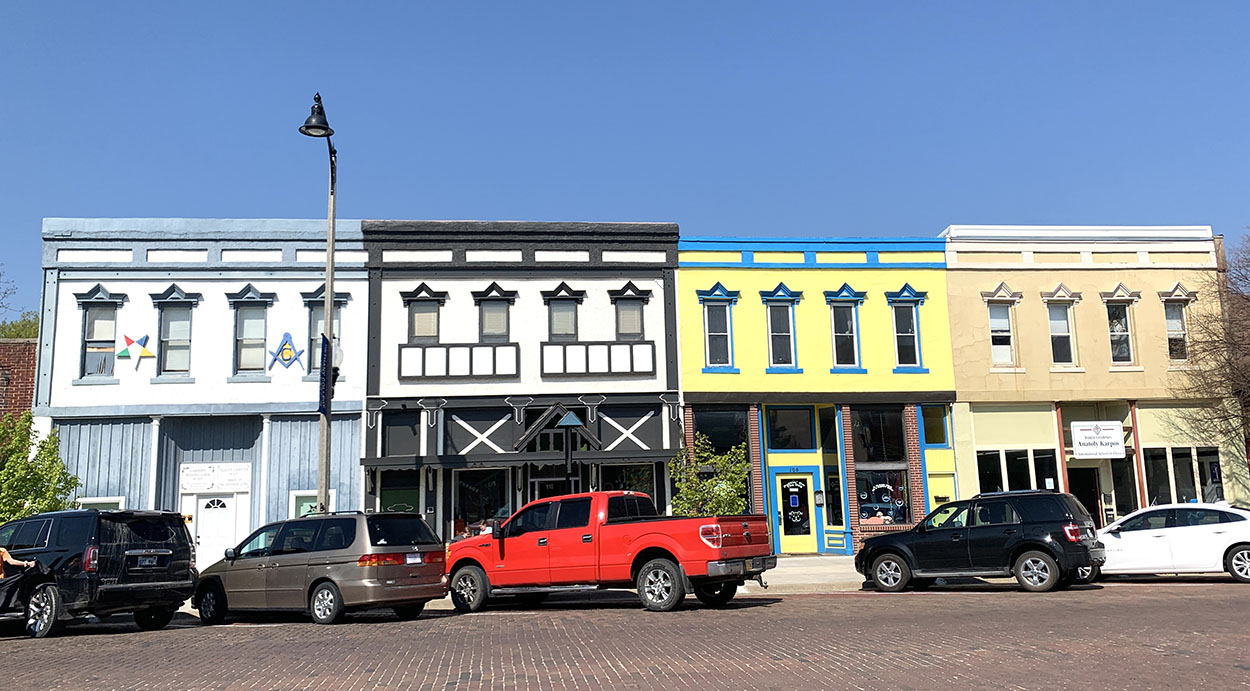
446 491 776 612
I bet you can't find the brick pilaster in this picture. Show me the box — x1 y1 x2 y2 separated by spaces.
748 404 764 514
905 404 925 522
682 404 696 450
843 404 859 547
0 339 37 416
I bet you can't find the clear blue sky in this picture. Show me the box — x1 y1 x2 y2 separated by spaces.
3 2 1248 314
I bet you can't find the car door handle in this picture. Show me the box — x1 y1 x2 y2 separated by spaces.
256 564 267 570
950 534 963 542
1002 529 1018 535
537 538 548 546
582 534 593 543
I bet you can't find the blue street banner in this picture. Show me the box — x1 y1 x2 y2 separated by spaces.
317 335 330 415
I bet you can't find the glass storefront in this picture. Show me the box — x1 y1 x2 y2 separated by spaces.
600 463 655 496
852 406 909 525
855 469 909 525
453 468 511 539
818 407 844 527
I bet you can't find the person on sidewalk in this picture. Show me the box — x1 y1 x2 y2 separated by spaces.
0 547 35 579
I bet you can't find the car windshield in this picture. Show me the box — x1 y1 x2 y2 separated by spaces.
367 515 441 547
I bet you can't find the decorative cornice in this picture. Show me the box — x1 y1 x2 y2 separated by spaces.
225 283 277 306
696 282 739 304
1040 283 1083 304
607 281 653 304
73 284 127 306
471 282 518 304
885 283 927 305
1099 282 1141 304
149 283 202 306
980 281 1023 304
760 282 803 303
824 283 867 304
541 281 586 304
300 284 352 306
400 282 449 305
1157 282 1198 303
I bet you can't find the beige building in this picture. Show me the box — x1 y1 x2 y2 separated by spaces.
943 225 1248 526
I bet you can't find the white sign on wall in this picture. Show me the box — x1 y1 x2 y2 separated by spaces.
179 462 252 494
1071 421 1125 459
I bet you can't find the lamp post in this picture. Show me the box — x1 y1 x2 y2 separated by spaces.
300 93 337 514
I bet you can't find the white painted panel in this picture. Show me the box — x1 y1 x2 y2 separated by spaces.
448 347 471 376
471 346 493 375
610 344 631 373
566 345 587 374
147 249 208 263
295 250 369 263
383 250 453 262
535 250 590 262
543 344 564 374
602 250 665 263
221 249 283 263
399 346 423 377
496 346 517 375
58 249 132 262
466 250 522 262
588 344 610 373
426 348 447 377
632 343 653 372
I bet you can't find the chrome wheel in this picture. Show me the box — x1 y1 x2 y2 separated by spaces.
876 560 903 588
200 590 217 619
455 574 479 602
1022 557 1051 587
26 589 51 635
312 588 336 620
1076 566 1092 581
643 568 673 604
1232 550 1250 580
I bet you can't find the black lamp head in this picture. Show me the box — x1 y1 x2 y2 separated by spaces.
299 92 334 138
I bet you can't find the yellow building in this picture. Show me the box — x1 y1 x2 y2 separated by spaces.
678 237 956 554
943 226 1249 526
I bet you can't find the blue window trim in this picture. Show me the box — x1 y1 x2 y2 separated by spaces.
825 405 851 534
886 284 927 373
914 404 933 512
698 282 739 372
830 367 868 374
763 405 818 454
892 366 930 374
761 283 802 372
918 404 952 449
826 284 866 372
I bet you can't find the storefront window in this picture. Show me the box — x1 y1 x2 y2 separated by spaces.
1005 450 1030 491
850 406 905 462
692 407 748 453
921 406 948 445
768 408 814 450
856 470 909 525
453 469 510 538
977 451 1004 493
379 469 422 514
818 407 844 528
1143 448 1171 506
1197 448 1224 502
1111 456 1139 516
1032 450 1059 491
1172 448 1197 503
600 464 655 496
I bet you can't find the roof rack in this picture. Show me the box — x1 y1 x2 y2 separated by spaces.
296 510 365 517
972 489 1060 498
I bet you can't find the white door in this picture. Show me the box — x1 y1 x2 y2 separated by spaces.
194 494 237 570
1103 509 1174 573
1169 508 1230 571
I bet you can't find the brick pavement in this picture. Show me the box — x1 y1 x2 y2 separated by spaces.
6 583 1250 691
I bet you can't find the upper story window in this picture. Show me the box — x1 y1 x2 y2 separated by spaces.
226 284 275 375
301 284 349 372
472 282 517 343
608 282 652 342
74 284 126 379
542 282 585 343
981 283 1022 367
760 283 802 372
401 283 448 346
885 284 927 373
1041 284 1082 366
696 283 739 372
1100 283 1141 365
150 284 202 377
1158 283 1197 363
825 284 866 371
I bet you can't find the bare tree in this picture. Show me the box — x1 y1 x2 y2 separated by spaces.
1170 235 1250 461
0 267 14 314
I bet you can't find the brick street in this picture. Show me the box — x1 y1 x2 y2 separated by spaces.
6 581 1249 691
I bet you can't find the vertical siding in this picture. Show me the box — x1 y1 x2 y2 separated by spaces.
156 416 261 511
266 414 361 522
55 418 152 509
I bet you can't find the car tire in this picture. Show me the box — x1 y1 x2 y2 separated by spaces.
450 565 489 613
692 582 737 607
393 602 426 620
1226 545 1250 583
197 582 229 626
309 582 345 625
871 554 911 593
1054 570 1078 590
636 558 685 612
25 583 65 639
1015 551 1060 592
1076 565 1101 584
134 607 176 631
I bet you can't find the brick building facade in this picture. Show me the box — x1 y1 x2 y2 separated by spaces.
0 338 37 416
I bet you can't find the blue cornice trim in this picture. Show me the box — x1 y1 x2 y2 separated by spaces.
760 283 803 303
824 284 867 304
680 261 946 270
885 283 928 304
696 282 740 304
680 236 944 251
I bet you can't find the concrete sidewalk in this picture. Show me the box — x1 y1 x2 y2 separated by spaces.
743 554 867 594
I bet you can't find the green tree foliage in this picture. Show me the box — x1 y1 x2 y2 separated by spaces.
668 432 751 517
0 311 38 338
0 412 79 522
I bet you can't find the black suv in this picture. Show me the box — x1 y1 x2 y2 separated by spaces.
0 510 197 637
855 490 1106 593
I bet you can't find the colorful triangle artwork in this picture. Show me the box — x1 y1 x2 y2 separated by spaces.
116 335 155 369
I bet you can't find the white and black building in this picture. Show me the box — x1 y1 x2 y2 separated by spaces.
361 221 682 539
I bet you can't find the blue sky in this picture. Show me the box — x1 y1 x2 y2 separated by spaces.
2 2 1248 313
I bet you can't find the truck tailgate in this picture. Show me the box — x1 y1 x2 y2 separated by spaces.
716 516 771 559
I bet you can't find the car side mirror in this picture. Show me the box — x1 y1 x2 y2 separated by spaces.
915 523 927 534
224 548 237 560
1106 526 1121 536
491 520 505 540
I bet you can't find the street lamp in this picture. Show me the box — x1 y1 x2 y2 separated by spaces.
300 92 337 514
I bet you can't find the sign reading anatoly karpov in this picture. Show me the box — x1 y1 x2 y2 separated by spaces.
179 462 251 494
1071 421 1125 459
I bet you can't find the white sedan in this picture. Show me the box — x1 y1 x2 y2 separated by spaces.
1078 503 1250 583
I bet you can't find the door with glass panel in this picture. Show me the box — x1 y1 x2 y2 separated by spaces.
776 474 817 553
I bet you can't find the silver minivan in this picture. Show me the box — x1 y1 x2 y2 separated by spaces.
193 512 446 625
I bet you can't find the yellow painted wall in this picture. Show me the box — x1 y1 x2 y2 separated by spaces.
678 265 954 393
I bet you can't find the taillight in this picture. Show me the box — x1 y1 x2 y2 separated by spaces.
83 545 99 572
1062 523 1082 542
424 551 445 564
699 524 723 549
357 553 405 567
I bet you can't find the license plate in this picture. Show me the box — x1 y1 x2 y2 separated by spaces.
405 553 422 565
137 556 157 567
